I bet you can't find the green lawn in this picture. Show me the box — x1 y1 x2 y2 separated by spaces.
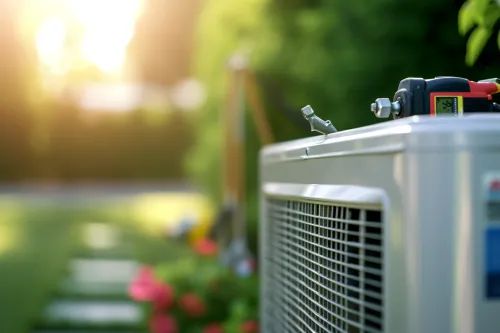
0 193 194 333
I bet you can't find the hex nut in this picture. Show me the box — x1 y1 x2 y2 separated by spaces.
374 98 392 118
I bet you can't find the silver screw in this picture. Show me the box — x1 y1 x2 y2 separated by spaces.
372 98 393 118
371 98 401 118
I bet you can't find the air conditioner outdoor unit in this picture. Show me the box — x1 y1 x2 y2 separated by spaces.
259 115 500 333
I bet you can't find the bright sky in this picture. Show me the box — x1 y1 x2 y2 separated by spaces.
33 0 142 77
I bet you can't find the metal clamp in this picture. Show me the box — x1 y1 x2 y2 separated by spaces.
301 105 337 135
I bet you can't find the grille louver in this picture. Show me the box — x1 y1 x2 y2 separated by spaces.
263 198 384 333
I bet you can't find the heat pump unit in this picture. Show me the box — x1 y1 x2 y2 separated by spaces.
259 115 500 333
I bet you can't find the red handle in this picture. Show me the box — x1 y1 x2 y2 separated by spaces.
469 80 500 95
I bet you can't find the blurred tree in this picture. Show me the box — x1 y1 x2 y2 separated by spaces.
129 0 201 86
186 0 271 204
459 0 500 66
0 0 35 180
46 104 194 181
0 0 196 182
188 0 500 253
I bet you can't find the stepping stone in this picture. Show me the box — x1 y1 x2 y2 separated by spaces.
72 248 136 261
79 223 134 256
58 278 129 298
68 259 139 284
83 223 120 250
41 299 144 326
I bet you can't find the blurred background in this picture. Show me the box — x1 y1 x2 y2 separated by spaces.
0 0 498 332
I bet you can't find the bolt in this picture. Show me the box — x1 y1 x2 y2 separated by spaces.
371 98 393 118
391 100 401 115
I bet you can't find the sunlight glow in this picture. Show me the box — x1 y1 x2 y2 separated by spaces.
36 17 66 72
0 223 18 256
131 193 214 244
34 0 142 76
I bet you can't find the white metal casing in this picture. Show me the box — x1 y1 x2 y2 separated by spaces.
259 114 500 333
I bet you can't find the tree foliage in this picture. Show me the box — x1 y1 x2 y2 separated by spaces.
189 0 500 251
459 0 500 65
0 1 196 182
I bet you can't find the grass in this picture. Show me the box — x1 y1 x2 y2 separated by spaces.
0 204 80 333
0 191 205 333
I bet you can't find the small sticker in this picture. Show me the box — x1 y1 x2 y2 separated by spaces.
486 228 500 298
485 173 500 299
486 176 500 223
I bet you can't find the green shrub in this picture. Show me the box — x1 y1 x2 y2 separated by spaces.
129 239 259 333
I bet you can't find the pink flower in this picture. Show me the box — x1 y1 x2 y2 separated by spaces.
128 266 158 301
241 320 259 333
193 238 218 256
137 266 156 281
152 283 175 311
150 314 178 333
203 323 224 333
179 292 206 317
128 266 174 311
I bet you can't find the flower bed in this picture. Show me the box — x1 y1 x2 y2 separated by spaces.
128 238 259 333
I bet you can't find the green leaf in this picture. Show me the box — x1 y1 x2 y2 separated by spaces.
229 299 249 320
155 256 198 282
476 0 493 11
498 30 500 49
466 27 492 66
459 1 477 35
482 4 500 28
474 0 497 26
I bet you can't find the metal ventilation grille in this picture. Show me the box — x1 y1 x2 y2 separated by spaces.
263 199 384 333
